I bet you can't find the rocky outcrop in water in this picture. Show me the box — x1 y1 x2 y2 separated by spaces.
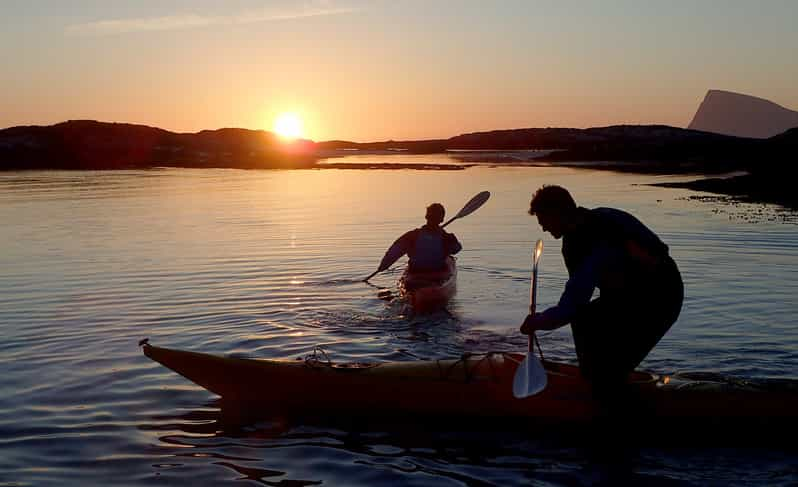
654 127 798 209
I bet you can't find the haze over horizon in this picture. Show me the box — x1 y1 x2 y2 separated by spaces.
2 0 797 142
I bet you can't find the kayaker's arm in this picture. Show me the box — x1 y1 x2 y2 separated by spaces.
444 231 462 255
378 230 416 270
521 245 613 333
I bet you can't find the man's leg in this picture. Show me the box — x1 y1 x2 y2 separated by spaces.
621 257 684 372
570 297 628 393
571 257 683 389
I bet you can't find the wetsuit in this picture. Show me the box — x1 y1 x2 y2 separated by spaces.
538 207 683 391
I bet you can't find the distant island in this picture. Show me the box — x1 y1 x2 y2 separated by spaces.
2 120 787 173
688 90 798 139
322 124 764 174
0 120 316 170
2 89 797 209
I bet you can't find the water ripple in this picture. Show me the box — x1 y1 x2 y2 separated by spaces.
1 167 797 486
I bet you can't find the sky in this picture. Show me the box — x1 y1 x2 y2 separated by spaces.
1 0 797 141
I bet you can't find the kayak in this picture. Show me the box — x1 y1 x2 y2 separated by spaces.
141 341 798 429
141 341 628 420
398 256 457 313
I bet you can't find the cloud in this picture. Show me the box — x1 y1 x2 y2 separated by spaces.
66 2 356 36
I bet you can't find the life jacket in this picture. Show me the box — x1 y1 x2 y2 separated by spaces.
563 207 670 292
408 227 448 272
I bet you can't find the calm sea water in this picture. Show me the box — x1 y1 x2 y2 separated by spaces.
1 158 797 486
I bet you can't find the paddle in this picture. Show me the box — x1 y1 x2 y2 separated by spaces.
363 191 490 282
440 191 491 229
512 239 548 398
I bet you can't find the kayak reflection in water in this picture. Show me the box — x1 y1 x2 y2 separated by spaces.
382 203 462 273
520 185 684 400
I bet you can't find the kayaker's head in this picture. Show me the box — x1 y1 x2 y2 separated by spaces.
528 185 577 239
425 203 445 227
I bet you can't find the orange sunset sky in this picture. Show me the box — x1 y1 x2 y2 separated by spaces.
2 1 797 141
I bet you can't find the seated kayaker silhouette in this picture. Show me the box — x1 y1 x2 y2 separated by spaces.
391 203 462 273
365 192 489 283
364 192 488 313
369 203 462 312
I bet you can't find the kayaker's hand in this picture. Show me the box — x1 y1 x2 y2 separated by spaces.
520 313 541 335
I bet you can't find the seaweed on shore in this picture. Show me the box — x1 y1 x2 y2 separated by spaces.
654 175 798 211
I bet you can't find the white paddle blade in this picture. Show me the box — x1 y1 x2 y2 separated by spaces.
441 191 490 228
514 240 547 398
512 353 548 398
455 191 491 219
534 239 543 267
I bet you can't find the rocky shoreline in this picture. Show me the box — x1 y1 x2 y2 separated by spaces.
652 174 797 211
3 120 796 213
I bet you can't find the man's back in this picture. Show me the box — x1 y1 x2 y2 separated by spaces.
562 207 668 280
406 227 450 272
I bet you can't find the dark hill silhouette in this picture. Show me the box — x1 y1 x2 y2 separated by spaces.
4 119 796 208
2 120 791 176
0 120 315 170
653 127 798 209
450 125 761 171
765 126 798 148
752 127 798 177
321 125 765 172
688 90 798 139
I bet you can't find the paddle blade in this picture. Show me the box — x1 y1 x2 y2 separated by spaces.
533 239 543 268
454 191 490 219
512 353 548 398
514 240 547 398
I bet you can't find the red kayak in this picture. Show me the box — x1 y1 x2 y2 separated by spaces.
141 340 798 439
399 256 457 313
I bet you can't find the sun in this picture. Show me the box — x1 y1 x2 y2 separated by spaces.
273 112 303 140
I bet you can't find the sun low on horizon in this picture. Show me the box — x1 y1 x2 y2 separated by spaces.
272 112 304 140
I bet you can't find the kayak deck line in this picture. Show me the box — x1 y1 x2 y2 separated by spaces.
293 344 533 380
299 349 579 382
266 343 654 385
140 340 651 410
